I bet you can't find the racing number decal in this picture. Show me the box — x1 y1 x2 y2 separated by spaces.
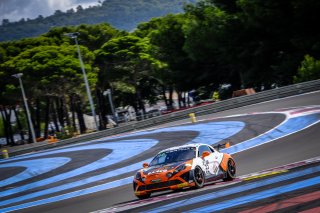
203 160 210 174
203 159 219 175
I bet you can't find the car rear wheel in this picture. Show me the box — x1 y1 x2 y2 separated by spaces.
136 193 151 199
193 166 205 188
224 159 236 181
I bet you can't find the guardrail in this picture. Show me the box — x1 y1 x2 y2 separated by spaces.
4 79 320 158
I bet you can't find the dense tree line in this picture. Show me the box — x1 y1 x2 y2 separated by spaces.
0 0 320 146
0 0 196 42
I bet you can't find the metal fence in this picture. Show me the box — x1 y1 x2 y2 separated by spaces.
4 79 320 157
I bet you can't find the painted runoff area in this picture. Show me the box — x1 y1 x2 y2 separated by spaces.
0 107 320 212
145 164 320 213
0 121 244 211
187 176 320 212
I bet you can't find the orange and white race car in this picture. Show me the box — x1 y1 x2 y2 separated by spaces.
133 143 236 199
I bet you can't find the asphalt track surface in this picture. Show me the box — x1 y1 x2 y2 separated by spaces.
0 91 320 213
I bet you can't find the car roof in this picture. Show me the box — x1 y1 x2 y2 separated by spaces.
160 143 209 153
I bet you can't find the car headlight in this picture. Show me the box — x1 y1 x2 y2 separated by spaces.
135 172 141 180
166 172 173 178
174 164 186 174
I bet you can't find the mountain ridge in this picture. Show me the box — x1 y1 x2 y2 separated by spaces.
0 0 196 42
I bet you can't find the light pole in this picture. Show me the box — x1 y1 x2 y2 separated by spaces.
12 73 36 143
103 89 116 120
65 32 99 131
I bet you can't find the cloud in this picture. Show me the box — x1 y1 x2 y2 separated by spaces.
0 0 99 23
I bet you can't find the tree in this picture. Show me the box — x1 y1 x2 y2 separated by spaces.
182 0 320 91
230 0 319 88
54 10 64 16
135 14 200 108
294 55 320 83
76 5 84 12
2 19 10 26
0 44 98 138
0 0 196 42
0 113 4 138
183 3 243 92
95 35 162 114
66 9 75 14
44 24 122 50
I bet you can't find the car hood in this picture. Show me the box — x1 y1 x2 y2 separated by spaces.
142 161 187 176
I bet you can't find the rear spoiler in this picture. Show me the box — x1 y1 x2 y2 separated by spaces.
213 142 231 151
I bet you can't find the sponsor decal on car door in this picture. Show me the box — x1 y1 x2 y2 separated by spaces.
204 152 223 177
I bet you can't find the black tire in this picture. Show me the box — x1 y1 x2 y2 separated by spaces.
136 193 151 199
193 166 205 188
223 159 236 181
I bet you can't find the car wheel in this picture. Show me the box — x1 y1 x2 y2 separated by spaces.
193 166 205 188
223 159 236 181
136 193 151 199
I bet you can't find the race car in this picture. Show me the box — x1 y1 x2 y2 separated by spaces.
133 143 236 199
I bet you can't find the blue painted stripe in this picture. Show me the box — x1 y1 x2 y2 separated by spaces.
187 175 320 212
222 114 320 154
0 176 134 213
93 121 245 146
2 112 320 212
0 139 155 162
0 158 152 206
0 140 157 198
0 158 70 187
186 122 245 145
0 121 243 210
145 165 320 213
0 121 244 163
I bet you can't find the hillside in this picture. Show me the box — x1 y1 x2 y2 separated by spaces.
0 0 196 42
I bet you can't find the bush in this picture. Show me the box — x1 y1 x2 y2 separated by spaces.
294 55 320 83
56 126 76 140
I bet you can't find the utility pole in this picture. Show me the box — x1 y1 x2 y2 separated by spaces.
12 73 36 143
103 89 117 123
65 32 99 131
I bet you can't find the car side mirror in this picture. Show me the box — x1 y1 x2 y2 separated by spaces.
143 162 149 168
201 151 210 158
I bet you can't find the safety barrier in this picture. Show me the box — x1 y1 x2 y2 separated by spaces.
3 79 320 158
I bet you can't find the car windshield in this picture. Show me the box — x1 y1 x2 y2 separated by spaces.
149 147 196 166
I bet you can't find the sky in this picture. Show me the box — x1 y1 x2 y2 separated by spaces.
0 0 100 23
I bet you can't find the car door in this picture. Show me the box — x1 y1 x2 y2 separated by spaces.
198 145 223 177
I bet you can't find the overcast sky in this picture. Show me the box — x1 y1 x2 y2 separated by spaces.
0 0 100 23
